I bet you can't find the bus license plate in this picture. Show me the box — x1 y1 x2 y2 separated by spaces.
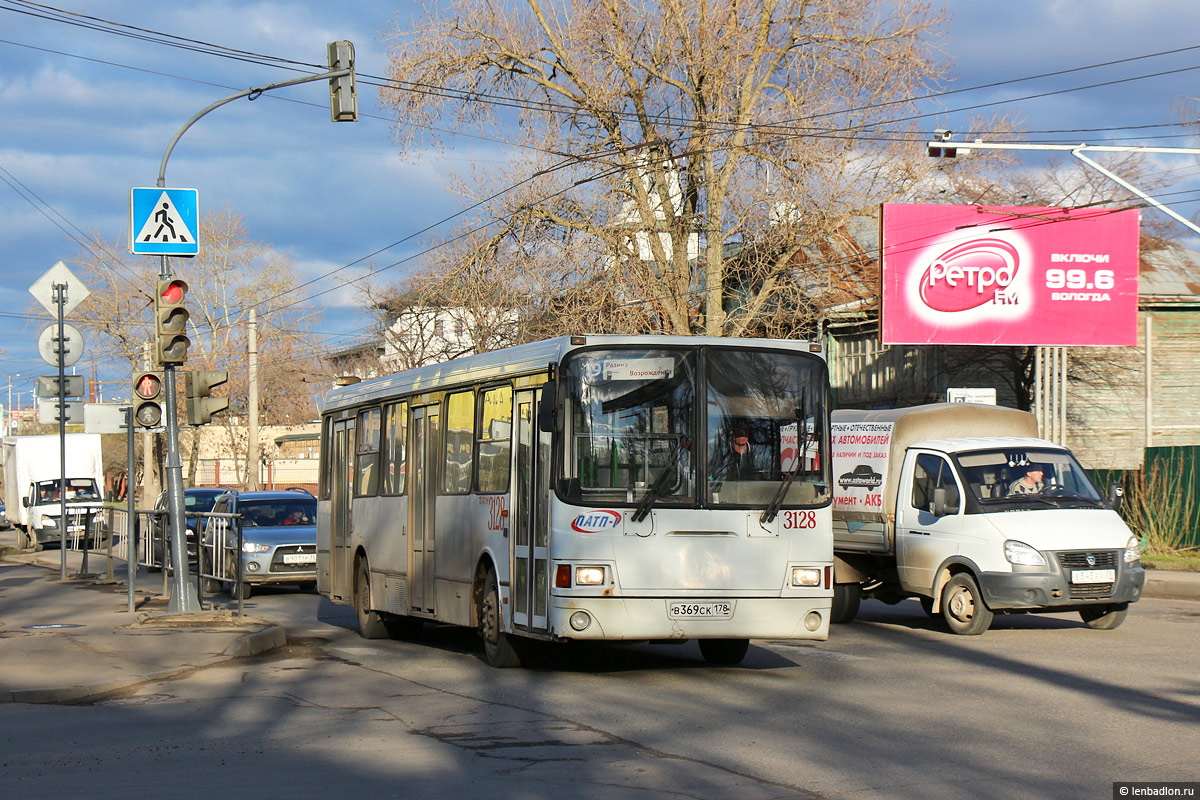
283 553 316 565
668 601 734 620
1071 569 1114 583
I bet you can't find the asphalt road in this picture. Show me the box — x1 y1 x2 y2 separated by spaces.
2 587 1196 800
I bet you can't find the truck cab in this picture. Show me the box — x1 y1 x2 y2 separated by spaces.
23 478 104 547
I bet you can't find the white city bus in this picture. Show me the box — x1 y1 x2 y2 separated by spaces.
317 335 834 667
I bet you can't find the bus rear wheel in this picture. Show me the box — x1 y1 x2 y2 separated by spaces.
698 638 749 665
479 568 521 668
355 559 389 640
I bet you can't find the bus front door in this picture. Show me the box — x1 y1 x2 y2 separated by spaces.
512 390 550 633
409 404 439 614
329 419 355 603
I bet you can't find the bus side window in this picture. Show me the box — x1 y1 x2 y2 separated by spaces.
444 391 475 494
477 386 513 493
382 401 407 495
356 407 381 497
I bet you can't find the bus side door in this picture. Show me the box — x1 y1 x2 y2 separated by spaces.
511 389 550 633
329 419 355 603
409 404 439 614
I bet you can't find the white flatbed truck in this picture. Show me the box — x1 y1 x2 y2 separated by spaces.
830 404 1144 634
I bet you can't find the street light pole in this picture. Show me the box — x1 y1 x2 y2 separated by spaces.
152 47 357 614
926 132 1200 237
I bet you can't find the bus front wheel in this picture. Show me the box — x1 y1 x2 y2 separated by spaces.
479 568 521 668
698 638 749 665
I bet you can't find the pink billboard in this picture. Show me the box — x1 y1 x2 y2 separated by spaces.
881 204 1140 346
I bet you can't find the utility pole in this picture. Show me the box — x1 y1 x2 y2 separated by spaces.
247 309 260 491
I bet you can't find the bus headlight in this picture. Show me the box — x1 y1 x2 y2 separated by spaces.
575 566 606 586
569 611 592 631
790 567 822 587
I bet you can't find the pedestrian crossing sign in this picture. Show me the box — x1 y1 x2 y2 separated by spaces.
129 187 199 256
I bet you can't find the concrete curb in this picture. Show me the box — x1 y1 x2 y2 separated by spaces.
1143 572 1200 601
0 624 287 705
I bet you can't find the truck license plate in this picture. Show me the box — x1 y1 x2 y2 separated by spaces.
283 553 316 565
667 601 734 620
1071 569 1115 583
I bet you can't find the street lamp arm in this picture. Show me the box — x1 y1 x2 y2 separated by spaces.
156 68 352 188
1070 149 1200 237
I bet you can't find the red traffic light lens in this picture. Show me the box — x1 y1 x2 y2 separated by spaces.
134 373 162 399
160 279 187 304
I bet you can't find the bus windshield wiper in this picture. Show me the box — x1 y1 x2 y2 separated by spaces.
762 404 806 524
631 443 683 522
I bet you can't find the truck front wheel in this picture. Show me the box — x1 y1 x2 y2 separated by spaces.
831 582 862 624
942 573 993 635
1080 603 1128 630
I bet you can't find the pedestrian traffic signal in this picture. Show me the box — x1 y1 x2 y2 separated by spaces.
154 278 190 365
185 370 230 425
327 40 357 122
132 371 164 428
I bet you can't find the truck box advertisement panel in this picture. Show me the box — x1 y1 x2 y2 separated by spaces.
831 421 893 514
880 204 1140 346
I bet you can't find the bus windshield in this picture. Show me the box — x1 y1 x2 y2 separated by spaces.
705 348 829 508
559 348 697 505
557 346 829 510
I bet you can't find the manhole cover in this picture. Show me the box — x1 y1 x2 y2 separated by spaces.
23 623 85 630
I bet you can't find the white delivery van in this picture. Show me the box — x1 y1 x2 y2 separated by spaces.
830 404 1143 634
1 433 105 549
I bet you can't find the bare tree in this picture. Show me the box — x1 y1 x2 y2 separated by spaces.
382 0 949 338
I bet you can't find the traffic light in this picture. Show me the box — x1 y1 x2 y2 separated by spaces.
327 40 357 122
185 370 230 425
154 278 190 365
132 371 164 429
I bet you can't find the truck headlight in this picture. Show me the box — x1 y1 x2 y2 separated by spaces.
1004 540 1046 566
1123 535 1140 565
37 515 55 529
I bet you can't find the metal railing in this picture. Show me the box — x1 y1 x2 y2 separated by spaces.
52 507 246 615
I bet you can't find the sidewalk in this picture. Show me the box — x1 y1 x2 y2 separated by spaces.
1 526 1198 704
0 527 284 704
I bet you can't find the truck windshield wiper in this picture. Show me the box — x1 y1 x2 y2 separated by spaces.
631 443 684 523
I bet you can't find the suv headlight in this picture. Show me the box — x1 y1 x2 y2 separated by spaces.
1004 540 1046 566
242 542 270 553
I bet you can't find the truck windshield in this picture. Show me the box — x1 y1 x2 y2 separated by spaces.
34 479 100 502
955 448 1106 508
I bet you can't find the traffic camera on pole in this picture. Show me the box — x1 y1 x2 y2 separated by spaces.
154 278 190 366
132 371 164 428
185 370 230 426
327 40 357 122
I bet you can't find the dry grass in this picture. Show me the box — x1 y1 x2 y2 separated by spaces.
1120 451 1198 556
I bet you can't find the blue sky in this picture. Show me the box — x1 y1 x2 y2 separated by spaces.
2 0 1199 417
